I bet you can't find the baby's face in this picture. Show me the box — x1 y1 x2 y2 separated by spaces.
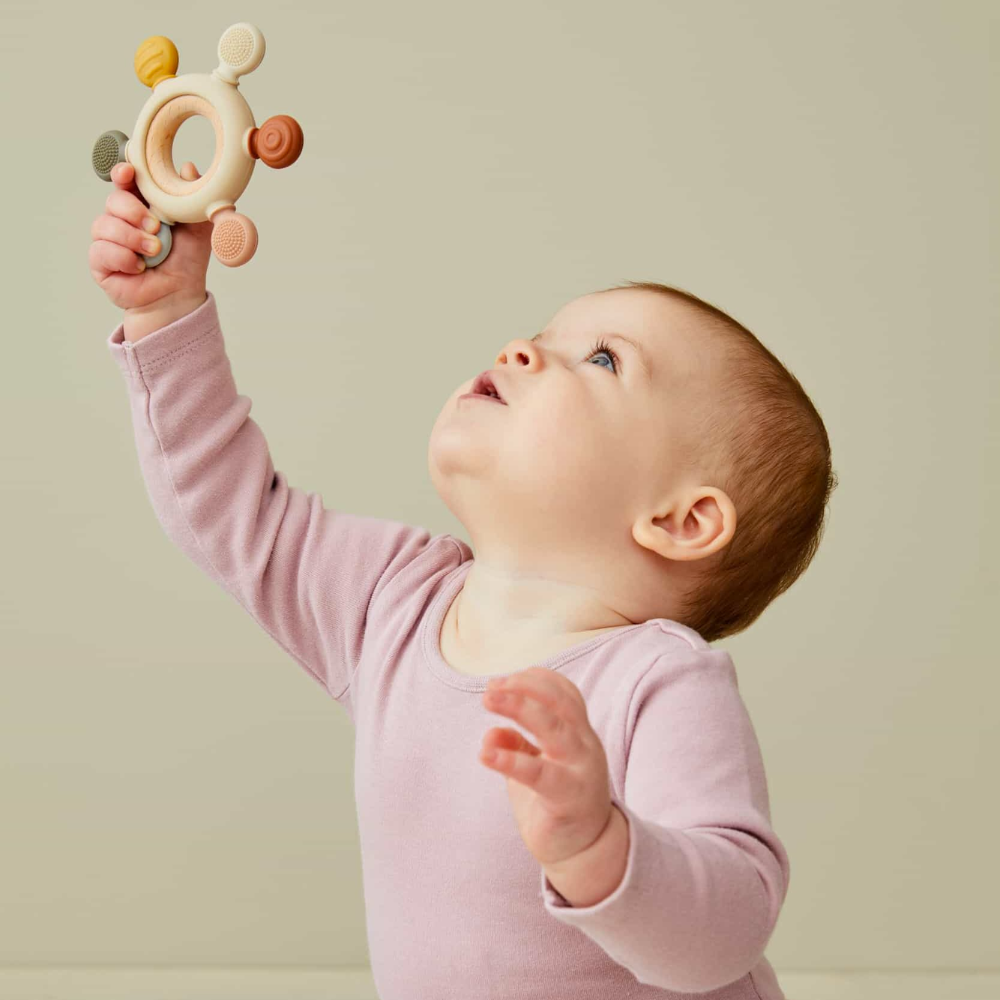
428 288 720 578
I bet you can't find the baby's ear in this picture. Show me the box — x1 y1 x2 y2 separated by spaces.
632 488 736 562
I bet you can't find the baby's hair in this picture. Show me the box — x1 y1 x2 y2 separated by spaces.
599 280 839 643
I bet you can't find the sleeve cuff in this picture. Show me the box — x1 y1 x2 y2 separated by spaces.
106 289 219 377
540 793 637 914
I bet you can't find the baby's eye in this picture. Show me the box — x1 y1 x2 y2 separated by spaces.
585 338 620 375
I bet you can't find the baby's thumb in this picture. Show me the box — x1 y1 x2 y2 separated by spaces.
180 161 200 181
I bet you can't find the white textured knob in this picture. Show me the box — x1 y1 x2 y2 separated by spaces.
216 22 266 84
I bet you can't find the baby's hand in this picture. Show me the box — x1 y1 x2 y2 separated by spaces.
480 667 615 871
88 161 213 314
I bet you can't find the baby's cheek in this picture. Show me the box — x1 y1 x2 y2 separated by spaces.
524 417 619 492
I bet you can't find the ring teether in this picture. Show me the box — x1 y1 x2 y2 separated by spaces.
91 22 304 268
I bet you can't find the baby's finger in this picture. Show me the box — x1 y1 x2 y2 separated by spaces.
105 187 161 235
91 212 161 258
110 162 150 209
88 238 147 280
110 162 133 186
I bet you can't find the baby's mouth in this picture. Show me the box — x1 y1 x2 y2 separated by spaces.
470 371 507 403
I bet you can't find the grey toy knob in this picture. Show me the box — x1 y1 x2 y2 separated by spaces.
92 130 129 182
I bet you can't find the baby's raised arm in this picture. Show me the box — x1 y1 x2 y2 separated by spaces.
93 166 432 700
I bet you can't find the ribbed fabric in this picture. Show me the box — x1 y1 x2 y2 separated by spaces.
106 289 790 1000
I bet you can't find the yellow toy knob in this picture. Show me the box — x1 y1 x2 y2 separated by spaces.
134 35 178 90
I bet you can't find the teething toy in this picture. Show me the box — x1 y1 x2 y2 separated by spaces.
91 22 303 268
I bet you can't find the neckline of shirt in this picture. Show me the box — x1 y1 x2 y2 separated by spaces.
420 554 656 693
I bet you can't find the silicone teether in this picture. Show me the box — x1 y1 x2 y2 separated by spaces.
91 22 304 268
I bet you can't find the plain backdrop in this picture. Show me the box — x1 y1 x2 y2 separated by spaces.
1 0 997 997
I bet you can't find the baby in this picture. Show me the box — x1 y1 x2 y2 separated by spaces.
92 162 836 1000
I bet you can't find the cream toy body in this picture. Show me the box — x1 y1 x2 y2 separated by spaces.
91 22 303 268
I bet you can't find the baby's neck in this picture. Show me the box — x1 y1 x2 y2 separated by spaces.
438 585 626 677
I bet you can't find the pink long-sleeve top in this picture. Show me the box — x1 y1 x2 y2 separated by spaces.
106 290 790 1000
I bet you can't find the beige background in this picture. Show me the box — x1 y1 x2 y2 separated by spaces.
1 0 996 997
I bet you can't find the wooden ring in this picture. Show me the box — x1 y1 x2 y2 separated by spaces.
145 94 225 197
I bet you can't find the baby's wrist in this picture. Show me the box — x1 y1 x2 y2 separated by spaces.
124 288 208 343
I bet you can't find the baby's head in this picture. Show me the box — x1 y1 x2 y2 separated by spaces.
428 281 837 643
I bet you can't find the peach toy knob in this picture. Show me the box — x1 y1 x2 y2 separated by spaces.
90 21 304 269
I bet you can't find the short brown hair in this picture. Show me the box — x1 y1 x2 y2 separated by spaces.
600 280 838 643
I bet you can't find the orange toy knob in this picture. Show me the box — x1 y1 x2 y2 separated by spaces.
249 115 304 169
